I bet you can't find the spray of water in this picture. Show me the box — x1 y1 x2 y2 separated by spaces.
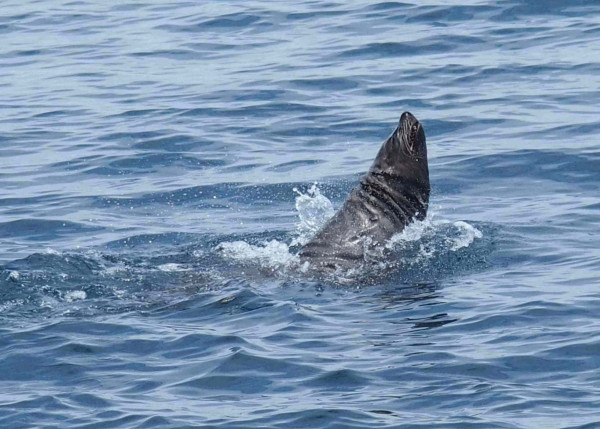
215 184 483 276
217 183 334 270
377 211 484 273
291 183 335 246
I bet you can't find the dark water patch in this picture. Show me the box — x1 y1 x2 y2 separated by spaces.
25 12 106 28
178 102 327 118
133 135 225 152
0 352 87 382
286 10 347 21
338 35 486 61
406 5 496 23
3 12 39 22
233 408 386 429
492 0 600 20
129 49 203 60
158 13 269 34
221 162 268 173
489 25 556 36
288 77 360 92
436 150 600 196
51 155 106 172
172 374 274 395
450 63 577 84
0 194 67 208
0 219 101 240
54 154 226 176
97 130 165 143
210 350 318 379
363 2 412 12
198 14 263 29
376 98 434 110
182 42 242 52
267 160 323 172
106 108 163 118
544 122 600 139
222 88 288 102
338 42 448 59
160 333 258 359
303 368 370 390
1 49 47 58
108 154 227 172
33 109 90 118
581 202 600 211
4 251 102 276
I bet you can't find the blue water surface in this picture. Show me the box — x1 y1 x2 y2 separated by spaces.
1 1 600 428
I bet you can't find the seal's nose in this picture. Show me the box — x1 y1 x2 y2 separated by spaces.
400 111 418 126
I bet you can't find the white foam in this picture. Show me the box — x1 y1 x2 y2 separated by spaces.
158 263 189 272
387 211 483 265
217 239 299 270
449 220 483 251
64 290 87 302
101 266 127 276
7 271 20 281
0 299 25 313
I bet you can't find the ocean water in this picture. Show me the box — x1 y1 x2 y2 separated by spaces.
1 0 600 427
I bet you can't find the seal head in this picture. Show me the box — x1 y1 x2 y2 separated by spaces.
299 112 430 269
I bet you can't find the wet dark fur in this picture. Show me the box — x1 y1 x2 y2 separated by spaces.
299 112 430 270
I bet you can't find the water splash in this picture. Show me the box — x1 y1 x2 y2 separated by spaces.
158 263 190 272
386 211 483 267
216 186 483 278
292 182 335 246
64 290 87 302
216 183 334 271
216 239 299 271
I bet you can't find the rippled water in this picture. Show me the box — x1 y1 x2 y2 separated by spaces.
2 1 600 428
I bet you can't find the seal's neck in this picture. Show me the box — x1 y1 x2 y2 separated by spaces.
362 171 430 221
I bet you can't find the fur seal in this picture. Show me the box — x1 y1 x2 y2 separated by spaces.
299 112 430 270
